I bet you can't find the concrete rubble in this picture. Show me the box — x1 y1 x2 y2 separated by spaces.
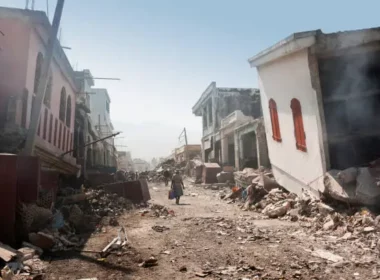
217 166 380 267
325 162 380 205
0 181 141 279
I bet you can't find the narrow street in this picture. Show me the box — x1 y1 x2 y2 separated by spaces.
45 181 378 280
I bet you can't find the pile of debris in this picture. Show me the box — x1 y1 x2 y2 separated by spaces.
233 180 380 244
224 167 380 241
325 165 380 206
140 204 175 218
234 167 274 188
85 189 134 217
223 168 282 209
0 241 47 279
0 183 140 279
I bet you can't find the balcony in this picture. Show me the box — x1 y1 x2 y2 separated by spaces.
221 110 253 130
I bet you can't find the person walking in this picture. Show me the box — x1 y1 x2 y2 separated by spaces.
171 170 184 205
163 169 171 186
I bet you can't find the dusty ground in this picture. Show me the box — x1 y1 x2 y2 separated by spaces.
45 182 379 280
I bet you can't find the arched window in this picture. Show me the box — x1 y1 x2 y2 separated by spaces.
269 99 281 142
34 52 43 94
44 74 53 108
291 98 307 152
21 89 28 128
59 87 66 121
43 108 48 140
66 95 72 127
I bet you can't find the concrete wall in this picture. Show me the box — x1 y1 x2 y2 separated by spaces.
0 17 30 100
257 49 325 195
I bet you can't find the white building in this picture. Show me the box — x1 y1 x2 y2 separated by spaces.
192 82 269 170
248 28 380 197
89 88 117 168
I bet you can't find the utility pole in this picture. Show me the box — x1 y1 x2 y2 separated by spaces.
23 0 65 156
179 127 190 175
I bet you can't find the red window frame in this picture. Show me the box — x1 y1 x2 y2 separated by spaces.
291 98 307 152
269 99 281 142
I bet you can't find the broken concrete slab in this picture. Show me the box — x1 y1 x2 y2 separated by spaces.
257 174 281 192
262 200 291 218
337 167 358 184
310 249 344 263
324 168 380 206
356 168 380 205
0 242 18 262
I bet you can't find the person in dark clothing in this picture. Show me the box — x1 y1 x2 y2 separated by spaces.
163 169 171 186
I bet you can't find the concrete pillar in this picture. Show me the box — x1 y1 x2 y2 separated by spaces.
221 131 228 164
201 139 206 162
234 131 240 170
256 124 270 168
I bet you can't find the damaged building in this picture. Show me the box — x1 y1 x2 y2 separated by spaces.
248 27 380 204
0 7 78 174
192 82 269 170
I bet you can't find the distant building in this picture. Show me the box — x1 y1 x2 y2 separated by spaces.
89 88 117 170
118 151 133 171
175 144 201 163
151 157 158 169
192 82 269 170
133 158 150 172
0 7 78 174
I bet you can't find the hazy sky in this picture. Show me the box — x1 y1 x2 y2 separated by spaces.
2 0 380 160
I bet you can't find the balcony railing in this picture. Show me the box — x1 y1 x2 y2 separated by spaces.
221 110 253 129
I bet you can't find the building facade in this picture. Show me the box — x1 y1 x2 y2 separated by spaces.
0 7 77 173
89 88 117 170
192 82 269 170
174 144 201 163
133 158 150 172
248 28 380 196
117 151 133 171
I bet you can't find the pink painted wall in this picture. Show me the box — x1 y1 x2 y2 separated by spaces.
0 17 31 120
0 15 76 165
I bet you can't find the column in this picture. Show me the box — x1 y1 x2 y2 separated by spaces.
234 131 240 170
221 131 228 165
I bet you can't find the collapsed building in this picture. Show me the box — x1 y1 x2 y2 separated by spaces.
248 27 380 205
192 82 269 171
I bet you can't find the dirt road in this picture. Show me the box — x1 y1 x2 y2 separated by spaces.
46 182 378 280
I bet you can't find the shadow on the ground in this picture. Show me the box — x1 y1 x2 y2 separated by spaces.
45 250 135 275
